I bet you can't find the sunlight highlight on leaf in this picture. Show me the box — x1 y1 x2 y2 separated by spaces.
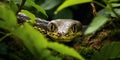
21 10 36 24
0 4 17 31
48 42 85 60
41 0 62 10
55 0 92 14
12 23 48 55
84 15 109 35
26 0 48 17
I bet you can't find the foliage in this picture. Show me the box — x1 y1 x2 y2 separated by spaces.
84 0 120 35
55 0 92 14
26 0 48 17
21 10 36 24
92 42 120 60
0 1 84 60
84 15 109 35
41 0 62 10
48 42 84 60
0 0 120 60
0 3 17 31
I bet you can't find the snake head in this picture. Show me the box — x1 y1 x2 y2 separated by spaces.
47 19 82 42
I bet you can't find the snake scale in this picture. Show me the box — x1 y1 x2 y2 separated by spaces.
17 13 83 42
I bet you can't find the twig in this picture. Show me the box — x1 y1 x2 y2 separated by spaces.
90 1 98 16
16 0 26 15
0 33 12 42
0 31 5 34
94 1 106 8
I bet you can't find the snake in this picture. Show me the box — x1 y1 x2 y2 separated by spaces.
17 13 82 42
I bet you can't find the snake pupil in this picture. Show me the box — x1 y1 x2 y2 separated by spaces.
49 23 56 32
72 24 77 33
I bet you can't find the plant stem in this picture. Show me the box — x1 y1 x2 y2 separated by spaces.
94 1 106 8
16 0 26 15
0 31 5 34
91 1 98 16
0 33 12 42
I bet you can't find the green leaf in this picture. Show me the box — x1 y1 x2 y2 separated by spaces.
98 9 110 17
46 56 62 60
0 3 17 31
26 0 48 17
92 42 120 60
53 9 73 19
55 0 92 14
41 49 51 58
47 42 85 60
103 0 119 3
109 0 120 2
21 10 36 24
9 0 18 13
98 8 120 18
41 0 62 10
101 42 120 59
110 9 120 17
12 23 48 55
111 3 120 7
84 15 109 35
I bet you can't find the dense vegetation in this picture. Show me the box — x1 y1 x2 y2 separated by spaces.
0 0 120 60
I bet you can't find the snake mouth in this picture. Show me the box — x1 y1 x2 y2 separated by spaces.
55 39 72 42
49 36 76 42
53 39 73 42
48 31 82 42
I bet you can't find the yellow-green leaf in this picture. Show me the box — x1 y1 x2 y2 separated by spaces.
55 0 92 14
26 0 48 17
84 15 109 35
0 4 17 31
9 0 18 13
21 10 36 24
12 23 48 55
48 42 85 60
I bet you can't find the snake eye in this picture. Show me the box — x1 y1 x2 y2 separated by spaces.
72 24 77 33
48 23 57 32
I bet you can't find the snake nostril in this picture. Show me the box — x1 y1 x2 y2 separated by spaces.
65 33 69 36
57 32 61 37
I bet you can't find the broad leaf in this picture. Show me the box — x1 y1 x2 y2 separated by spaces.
55 0 92 14
41 0 62 10
103 0 119 3
48 42 85 60
109 0 120 2
21 10 36 24
111 3 120 7
92 42 120 60
110 9 120 17
9 0 18 13
12 23 48 55
46 56 62 60
26 0 48 17
98 8 120 17
53 9 73 19
41 49 51 58
84 15 109 35
0 4 17 31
